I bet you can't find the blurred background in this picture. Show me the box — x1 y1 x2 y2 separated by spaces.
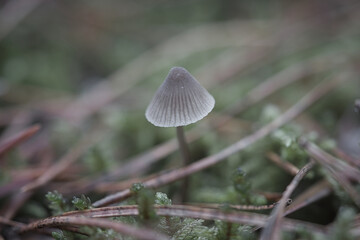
0 0 360 237
1 0 359 157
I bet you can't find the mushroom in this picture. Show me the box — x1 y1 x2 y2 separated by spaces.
145 66 215 201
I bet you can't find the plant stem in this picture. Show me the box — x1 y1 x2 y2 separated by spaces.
176 126 191 202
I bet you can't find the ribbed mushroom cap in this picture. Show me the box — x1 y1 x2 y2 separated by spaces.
145 67 215 127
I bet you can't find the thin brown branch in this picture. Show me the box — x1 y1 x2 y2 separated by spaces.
0 124 41 160
285 179 332 215
301 141 360 183
255 191 283 202
223 59 316 116
354 99 360 113
188 202 278 211
23 205 327 235
333 147 360 168
0 216 26 228
93 74 349 207
299 138 360 207
260 161 315 240
21 216 169 240
266 152 299 175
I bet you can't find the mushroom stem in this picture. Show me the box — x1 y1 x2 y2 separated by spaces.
176 126 191 202
176 126 191 165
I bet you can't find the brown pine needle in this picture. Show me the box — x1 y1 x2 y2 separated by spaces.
299 138 360 207
21 216 169 240
285 179 332 215
0 216 25 228
93 74 349 207
189 202 278 211
0 124 40 159
266 152 299 175
21 205 326 235
260 161 315 240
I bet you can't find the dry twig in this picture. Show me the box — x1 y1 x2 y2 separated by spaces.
260 161 315 240
0 124 40 160
22 205 326 235
21 216 169 240
266 152 299 175
285 179 332 215
299 138 360 207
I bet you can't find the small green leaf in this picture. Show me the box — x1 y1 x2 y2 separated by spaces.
46 191 69 215
72 194 92 210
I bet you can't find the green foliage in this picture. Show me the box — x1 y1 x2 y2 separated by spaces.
215 220 255 240
319 138 336 152
46 191 69 215
236 225 256 240
154 192 182 235
215 220 233 240
293 227 327 240
194 186 236 203
171 219 217 240
155 192 172 205
270 125 310 166
328 207 356 240
260 104 281 124
231 168 267 205
232 168 251 197
72 194 92 210
131 182 145 193
0 169 10 184
132 185 158 223
21 201 47 218
51 230 77 240
52 231 67 240
83 147 110 174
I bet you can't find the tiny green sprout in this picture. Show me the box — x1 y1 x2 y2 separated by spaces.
136 188 157 222
52 231 66 240
219 202 232 212
232 168 251 196
45 191 69 215
131 182 145 193
72 194 92 210
329 207 356 240
155 192 172 205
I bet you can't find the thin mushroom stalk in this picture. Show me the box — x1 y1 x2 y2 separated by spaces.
176 126 191 166
145 67 215 202
176 126 191 201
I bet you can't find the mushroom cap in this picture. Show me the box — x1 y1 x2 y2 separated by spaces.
145 67 215 127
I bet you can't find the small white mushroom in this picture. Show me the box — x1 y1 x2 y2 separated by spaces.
145 67 215 128
145 66 215 202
